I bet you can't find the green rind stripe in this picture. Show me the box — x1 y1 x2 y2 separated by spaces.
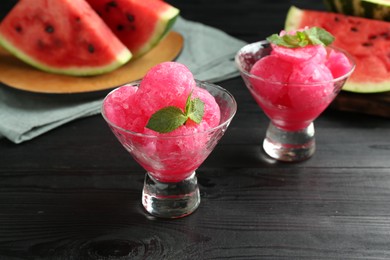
285 6 303 31
133 7 180 58
162 13 179 40
0 33 132 76
343 81 390 93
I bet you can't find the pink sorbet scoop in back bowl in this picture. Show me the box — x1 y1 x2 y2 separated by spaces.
235 27 355 162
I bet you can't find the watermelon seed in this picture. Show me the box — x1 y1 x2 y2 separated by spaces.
45 25 54 34
107 1 117 7
88 44 95 53
15 25 22 33
126 13 135 22
350 27 358 32
117 24 124 31
368 35 377 40
362 42 373 47
105 1 117 12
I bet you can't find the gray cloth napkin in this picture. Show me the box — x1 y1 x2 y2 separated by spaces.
0 17 247 143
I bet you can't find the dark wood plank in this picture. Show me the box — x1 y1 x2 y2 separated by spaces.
332 91 390 118
1 167 390 259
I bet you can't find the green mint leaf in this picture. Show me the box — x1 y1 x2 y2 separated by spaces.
266 27 335 48
146 106 187 133
266 34 294 47
188 97 204 124
307 27 334 46
184 90 193 115
145 91 206 134
296 31 309 46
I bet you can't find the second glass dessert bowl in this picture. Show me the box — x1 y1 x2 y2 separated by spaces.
235 40 355 162
102 80 237 218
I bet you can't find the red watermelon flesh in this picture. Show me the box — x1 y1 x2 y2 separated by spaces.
285 6 390 93
0 0 132 76
86 0 179 58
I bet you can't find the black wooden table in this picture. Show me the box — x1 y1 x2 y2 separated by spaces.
1 1 390 259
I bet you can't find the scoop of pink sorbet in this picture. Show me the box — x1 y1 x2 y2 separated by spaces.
104 62 221 135
138 62 196 119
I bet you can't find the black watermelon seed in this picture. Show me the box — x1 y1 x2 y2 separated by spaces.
362 42 373 47
368 35 377 40
117 24 124 31
126 13 135 22
350 27 358 32
105 1 117 12
88 44 95 53
107 1 117 7
15 25 22 33
45 25 54 34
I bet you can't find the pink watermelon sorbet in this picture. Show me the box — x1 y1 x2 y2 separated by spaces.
248 40 353 131
103 62 222 183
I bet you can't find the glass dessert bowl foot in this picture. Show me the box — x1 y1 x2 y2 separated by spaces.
235 40 355 162
263 122 315 162
142 172 200 218
102 80 237 218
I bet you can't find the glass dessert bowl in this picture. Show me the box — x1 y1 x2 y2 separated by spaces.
235 40 355 162
102 79 237 218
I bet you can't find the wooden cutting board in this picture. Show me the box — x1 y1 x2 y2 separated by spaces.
331 91 390 118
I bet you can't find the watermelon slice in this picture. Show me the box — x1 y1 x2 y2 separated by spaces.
86 0 179 58
285 6 390 93
0 0 132 76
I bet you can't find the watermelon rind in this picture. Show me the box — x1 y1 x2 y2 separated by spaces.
339 81 390 93
285 6 390 93
0 34 132 76
134 7 180 58
324 0 390 21
285 6 304 32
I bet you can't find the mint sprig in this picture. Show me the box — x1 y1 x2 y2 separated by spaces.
266 27 335 48
146 91 205 133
